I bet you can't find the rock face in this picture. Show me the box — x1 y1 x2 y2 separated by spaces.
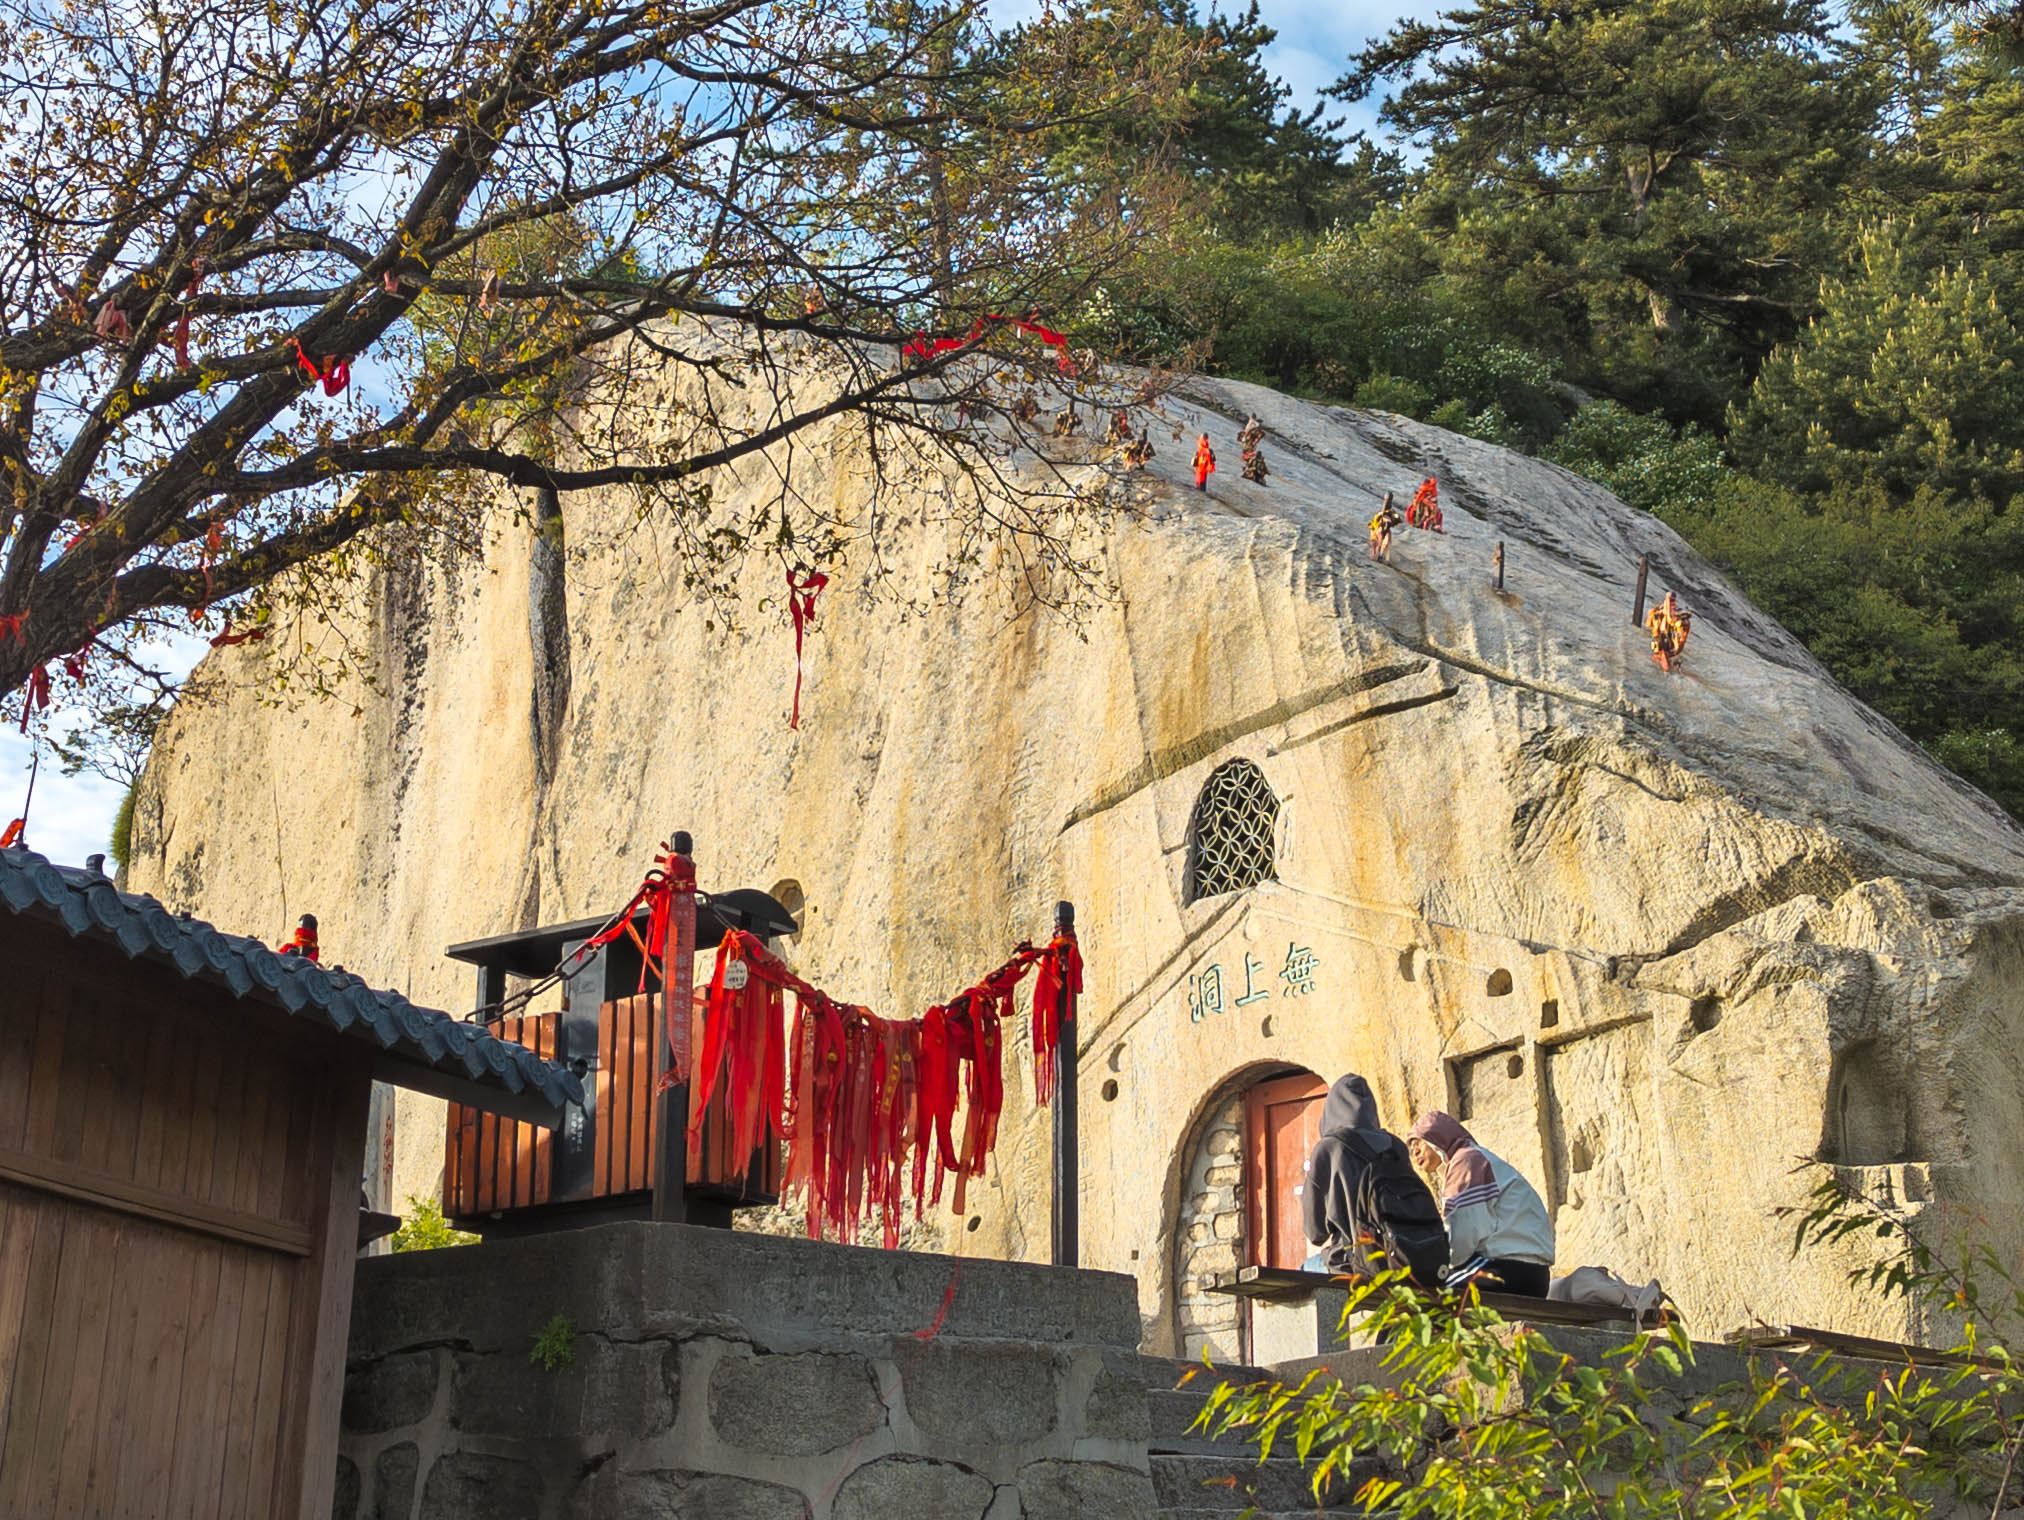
131 345 2024 1348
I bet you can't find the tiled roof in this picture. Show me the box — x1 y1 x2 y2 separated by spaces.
0 845 584 1117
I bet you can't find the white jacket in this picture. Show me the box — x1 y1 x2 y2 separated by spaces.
1444 1145 1555 1266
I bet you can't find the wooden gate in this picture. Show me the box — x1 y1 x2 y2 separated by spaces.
0 929 366 1520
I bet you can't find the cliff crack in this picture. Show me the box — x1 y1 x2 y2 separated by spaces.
1058 662 1429 833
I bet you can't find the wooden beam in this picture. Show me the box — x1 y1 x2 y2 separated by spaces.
0 1145 311 1258
282 1056 372 1520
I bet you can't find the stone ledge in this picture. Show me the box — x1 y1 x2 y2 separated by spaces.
349 1221 1142 1362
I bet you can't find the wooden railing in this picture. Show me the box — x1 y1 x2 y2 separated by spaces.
445 991 781 1221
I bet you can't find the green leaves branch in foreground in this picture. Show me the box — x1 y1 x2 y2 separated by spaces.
1194 1176 2023 1516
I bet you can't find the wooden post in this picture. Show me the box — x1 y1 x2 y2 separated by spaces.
1632 554 1650 628
1493 541 1505 591
1051 900 1079 1269
652 831 696 1224
474 962 504 1018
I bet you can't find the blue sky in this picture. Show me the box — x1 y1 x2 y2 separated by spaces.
7 0 1422 872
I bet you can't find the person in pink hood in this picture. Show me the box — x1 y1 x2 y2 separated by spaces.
1407 1111 1555 1297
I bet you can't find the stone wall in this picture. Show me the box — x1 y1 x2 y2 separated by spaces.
336 1222 1154 1520
1171 1095 1244 1363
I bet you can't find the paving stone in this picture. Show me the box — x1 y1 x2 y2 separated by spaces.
831 1455 994 1520
598 1470 811 1520
708 1349 884 1454
897 1341 1058 1449
1083 1357 1151 1442
1016 1459 1157 1520
371 1443 420 1520
341 1352 438 1434
418 1450 543 1520
451 1338 676 1441
330 1455 360 1520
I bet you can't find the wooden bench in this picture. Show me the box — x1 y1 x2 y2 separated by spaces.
1210 1264 1653 1329
1726 1322 1995 1369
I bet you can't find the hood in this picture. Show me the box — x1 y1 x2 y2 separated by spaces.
1320 1074 1381 1135
1410 1110 1473 1157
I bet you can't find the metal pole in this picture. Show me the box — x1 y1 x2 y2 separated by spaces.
1050 900 1078 1269
653 831 696 1224
1632 554 1650 628
1493 541 1505 592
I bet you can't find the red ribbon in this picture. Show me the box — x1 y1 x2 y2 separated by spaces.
786 567 828 730
289 338 350 396
900 312 1075 375
1408 478 1443 533
173 257 205 371
1030 928 1082 1106
0 614 23 645
17 665 48 732
209 625 268 648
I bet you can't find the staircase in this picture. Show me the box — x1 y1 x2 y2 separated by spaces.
1140 1355 1384 1518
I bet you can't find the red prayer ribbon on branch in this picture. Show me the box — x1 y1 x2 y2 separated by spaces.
786 567 828 730
17 665 48 732
900 312 1076 376
0 614 23 645
289 338 350 396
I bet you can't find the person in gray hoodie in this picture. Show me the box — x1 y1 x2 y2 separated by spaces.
1299 1074 1449 1286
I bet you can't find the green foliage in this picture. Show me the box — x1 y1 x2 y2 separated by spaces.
530 1315 575 1373
1335 0 1872 424
1352 373 1432 417
1199 1178 2024 1515
1679 474 2024 812
390 1197 478 1253
109 783 135 874
1545 401 1731 519
1731 227 2024 503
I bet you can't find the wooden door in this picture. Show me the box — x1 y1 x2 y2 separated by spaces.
1243 1072 1328 1270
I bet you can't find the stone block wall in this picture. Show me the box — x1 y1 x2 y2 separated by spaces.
336 1222 1155 1520
1172 1094 1244 1362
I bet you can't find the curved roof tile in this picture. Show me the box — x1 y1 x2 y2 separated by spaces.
0 846 583 1114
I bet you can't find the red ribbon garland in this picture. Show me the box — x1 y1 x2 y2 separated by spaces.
786 568 828 730
289 338 350 396
17 665 48 732
687 926 1080 1246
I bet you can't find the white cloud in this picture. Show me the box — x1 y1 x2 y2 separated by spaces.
0 729 126 868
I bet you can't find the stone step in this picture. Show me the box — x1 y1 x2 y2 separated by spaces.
1150 1453 1381 1515
1139 1354 1276 1391
1146 1387 1256 1456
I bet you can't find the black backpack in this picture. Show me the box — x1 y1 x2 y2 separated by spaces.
1332 1130 1450 1287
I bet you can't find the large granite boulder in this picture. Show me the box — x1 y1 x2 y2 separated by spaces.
130 339 2024 1345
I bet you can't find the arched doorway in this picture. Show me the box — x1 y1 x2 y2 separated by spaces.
1170 1066 1328 1362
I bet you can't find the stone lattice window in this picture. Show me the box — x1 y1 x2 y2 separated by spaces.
1187 760 1278 902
